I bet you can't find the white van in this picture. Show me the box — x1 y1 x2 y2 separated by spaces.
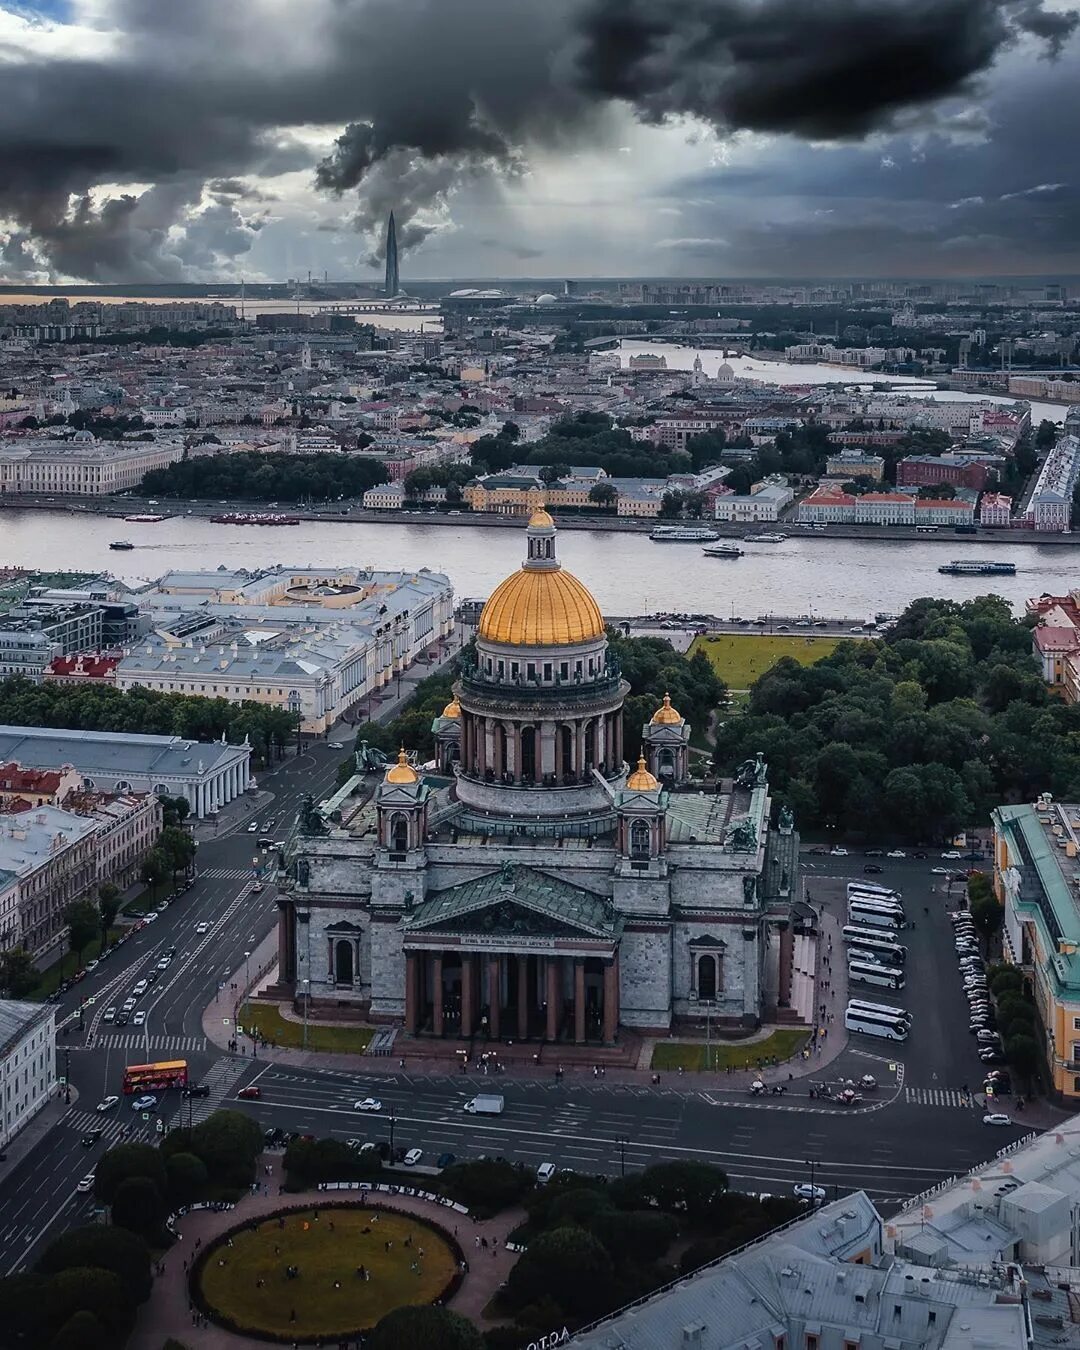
536 1162 557 1185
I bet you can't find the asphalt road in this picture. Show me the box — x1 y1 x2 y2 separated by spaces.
0 784 1032 1272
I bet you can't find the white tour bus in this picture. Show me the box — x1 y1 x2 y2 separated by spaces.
848 895 905 916
840 926 907 964
848 959 905 991
847 997 912 1024
846 881 902 902
847 903 905 931
844 1006 910 1041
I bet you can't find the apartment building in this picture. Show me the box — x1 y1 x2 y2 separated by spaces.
0 807 99 956
0 762 83 810
824 448 886 480
797 487 975 527
712 475 794 522
0 1000 56 1150
1021 433 1080 531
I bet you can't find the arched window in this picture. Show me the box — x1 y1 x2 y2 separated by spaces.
390 813 409 852
659 748 675 778
154 784 168 796
335 941 354 985
115 780 131 793
630 820 651 860
697 954 717 1000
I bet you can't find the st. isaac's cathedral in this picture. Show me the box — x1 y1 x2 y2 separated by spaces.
276 511 801 1041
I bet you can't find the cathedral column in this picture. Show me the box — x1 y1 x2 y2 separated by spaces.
433 954 445 1036
778 923 794 1007
574 958 586 1044
540 721 556 780
277 900 290 985
504 720 518 781
575 722 586 779
517 955 529 1038
603 955 619 1044
488 956 501 1039
484 719 495 777
404 953 418 1035
546 959 559 1041
461 954 475 1037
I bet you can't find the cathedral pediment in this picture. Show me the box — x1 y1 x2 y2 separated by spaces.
404 862 618 940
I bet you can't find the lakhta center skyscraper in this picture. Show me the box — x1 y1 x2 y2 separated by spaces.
384 211 399 298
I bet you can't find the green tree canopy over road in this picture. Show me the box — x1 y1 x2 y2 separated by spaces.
715 595 1056 838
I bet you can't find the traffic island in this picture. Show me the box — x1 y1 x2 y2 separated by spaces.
192 1204 462 1344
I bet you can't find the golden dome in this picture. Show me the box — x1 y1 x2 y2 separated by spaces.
626 754 659 791
528 506 555 528
385 747 419 785
441 696 462 719
651 692 682 725
479 567 605 647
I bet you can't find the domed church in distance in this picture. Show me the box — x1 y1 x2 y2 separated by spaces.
277 512 800 1045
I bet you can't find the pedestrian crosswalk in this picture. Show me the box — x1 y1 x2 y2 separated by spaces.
61 1105 154 1145
94 1033 207 1054
904 1087 973 1108
199 867 260 880
170 1058 251 1128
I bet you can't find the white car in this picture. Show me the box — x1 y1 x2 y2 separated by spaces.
931 867 949 875
247 821 259 832
103 1007 116 1023
537 1162 557 1184
95 1096 119 1113
983 1113 1013 1126
941 851 963 859
354 1097 382 1112
195 921 210 935
76 1173 96 1194
132 979 148 996
143 912 158 923
830 847 848 856
122 998 137 1013
133 1011 147 1026
793 1183 826 1202
131 1094 158 1112
345 1138 365 1150
403 1148 423 1166
156 958 170 971
886 850 906 859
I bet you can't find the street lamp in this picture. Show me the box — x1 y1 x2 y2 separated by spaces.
302 977 310 1051
616 1137 628 1177
388 1110 397 1162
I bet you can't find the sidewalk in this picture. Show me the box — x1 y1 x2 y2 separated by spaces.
0 1089 74 1169
128 1150 523 1350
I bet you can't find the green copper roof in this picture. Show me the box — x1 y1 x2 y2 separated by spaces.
405 863 619 939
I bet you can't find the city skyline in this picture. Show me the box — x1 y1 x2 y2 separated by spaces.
0 1 1077 284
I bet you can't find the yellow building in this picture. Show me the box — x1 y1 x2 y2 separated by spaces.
993 799 1080 1100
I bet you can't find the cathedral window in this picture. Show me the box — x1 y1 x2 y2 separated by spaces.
630 819 651 860
697 953 718 1000
390 813 409 852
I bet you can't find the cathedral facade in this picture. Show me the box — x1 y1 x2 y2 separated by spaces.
276 512 800 1040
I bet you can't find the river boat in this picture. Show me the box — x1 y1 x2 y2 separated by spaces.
649 525 720 543
123 514 169 523
108 540 135 550
743 532 787 543
210 512 301 526
702 544 744 558
937 560 1016 576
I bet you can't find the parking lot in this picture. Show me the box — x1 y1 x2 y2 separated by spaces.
803 851 1002 1099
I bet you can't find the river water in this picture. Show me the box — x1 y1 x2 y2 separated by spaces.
0 348 1074 618
1 507 1074 620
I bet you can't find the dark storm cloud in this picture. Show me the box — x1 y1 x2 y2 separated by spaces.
0 0 1075 279
570 0 1077 138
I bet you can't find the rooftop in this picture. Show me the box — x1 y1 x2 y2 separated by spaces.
0 999 52 1058
0 725 248 781
0 805 99 875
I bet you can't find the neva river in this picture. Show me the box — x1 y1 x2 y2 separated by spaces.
1 508 1075 620
0 350 1074 620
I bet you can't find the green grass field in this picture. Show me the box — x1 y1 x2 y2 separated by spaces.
691 633 843 689
199 1207 457 1340
240 1001 374 1054
651 1028 809 1072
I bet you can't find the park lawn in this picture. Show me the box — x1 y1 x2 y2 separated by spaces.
652 1028 809 1072
199 1207 456 1340
240 1001 374 1054
691 634 843 690
29 928 123 1000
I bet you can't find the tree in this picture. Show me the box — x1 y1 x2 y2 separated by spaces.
439 1159 534 1216
139 848 169 899
917 483 956 499
1035 418 1059 448
160 795 190 827
63 901 99 967
625 1161 729 1222
970 894 1003 951
0 948 38 998
110 1176 166 1242
368 1306 482 1350
96 884 121 945
188 1109 264 1186
49 1309 108 1350
588 482 618 510
1004 1032 1041 1091
36 1224 152 1304
93 1142 166 1206
504 1226 616 1320
44 1268 135 1343
159 825 196 881
164 1151 209 1208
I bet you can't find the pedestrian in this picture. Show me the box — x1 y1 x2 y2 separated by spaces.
475 1236 480 1249
481 1237 488 1250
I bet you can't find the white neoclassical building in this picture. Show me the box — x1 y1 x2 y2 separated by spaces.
277 512 801 1043
0 1000 56 1148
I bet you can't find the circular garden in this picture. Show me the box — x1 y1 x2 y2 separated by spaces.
193 1204 462 1343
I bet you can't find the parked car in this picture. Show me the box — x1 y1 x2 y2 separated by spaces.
863 864 884 875
983 1113 1013 1126
830 847 848 857
403 1148 423 1166
941 851 963 859
537 1162 557 1184
863 849 884 857
807 845 829 856
793 1183 826 1202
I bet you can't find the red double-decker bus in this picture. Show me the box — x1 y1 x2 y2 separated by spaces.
122 1060 188 1095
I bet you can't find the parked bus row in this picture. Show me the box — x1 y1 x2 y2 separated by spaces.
842 907 910 1039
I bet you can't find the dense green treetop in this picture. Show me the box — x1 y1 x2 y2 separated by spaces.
141 450 388 501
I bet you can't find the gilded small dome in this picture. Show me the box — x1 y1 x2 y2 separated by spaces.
626 754 659 791
441 696 462 719
528 506 555 528
650 692 682 725
385 747 419 784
